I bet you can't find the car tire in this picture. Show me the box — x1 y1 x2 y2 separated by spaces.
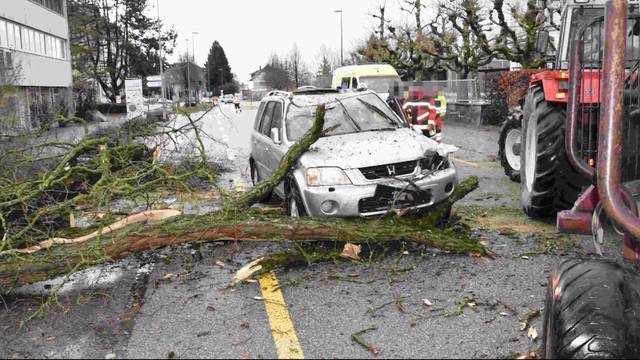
498 114 522 183
250 160 272 202
285 179 307 217
543 258 640 359
520 86 586 218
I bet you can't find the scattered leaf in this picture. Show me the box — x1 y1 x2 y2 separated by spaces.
240 320 250 329
69 212 76 228
245 279 257 283
528 326 539 341
513 351 537 359
253 296 264 301
422 298 433 307
499 311 509 316
206 305 216 312
519 321 528 331
402 250 409 255
340 243 362 260
46 336 55 341
215 260 225 268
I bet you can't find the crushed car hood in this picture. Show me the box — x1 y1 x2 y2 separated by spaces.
300 128 450 169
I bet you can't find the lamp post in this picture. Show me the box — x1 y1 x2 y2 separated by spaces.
192 31 199 103
186 38 191 106
334 9 343 66
219 68 224 96
156 0 166 120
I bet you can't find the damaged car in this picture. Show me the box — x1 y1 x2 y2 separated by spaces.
249 88 458 217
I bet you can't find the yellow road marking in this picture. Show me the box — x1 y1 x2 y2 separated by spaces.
259 272 304 359
450 156 481 168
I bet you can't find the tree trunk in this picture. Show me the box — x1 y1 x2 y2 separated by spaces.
0 176 482 288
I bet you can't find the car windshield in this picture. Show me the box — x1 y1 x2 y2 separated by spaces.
358 76 400 93
286 93 404 141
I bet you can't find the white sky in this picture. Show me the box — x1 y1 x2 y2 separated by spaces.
154 0 405 83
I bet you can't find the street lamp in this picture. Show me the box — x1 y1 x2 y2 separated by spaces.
192 31 199 103
219 68 224 96
156 0 166 120
334 9 343 66
186 38 191 106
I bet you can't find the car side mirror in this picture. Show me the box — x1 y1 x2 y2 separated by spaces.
271 128 281 144
536 30 550 54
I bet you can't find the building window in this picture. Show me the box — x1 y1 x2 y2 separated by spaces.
0 19 67 60
29 0 64 16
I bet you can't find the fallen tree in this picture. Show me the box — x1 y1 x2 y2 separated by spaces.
0 103 485 289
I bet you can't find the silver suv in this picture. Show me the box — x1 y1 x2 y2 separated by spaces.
249 89 458 217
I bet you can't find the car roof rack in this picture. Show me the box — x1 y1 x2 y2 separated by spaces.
292 87 340 95
266 90 291 98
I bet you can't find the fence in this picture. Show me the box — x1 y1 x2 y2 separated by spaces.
390 78 482 103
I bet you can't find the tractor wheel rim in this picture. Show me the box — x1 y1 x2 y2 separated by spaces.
505 129 521 172
290 198 300 217
525 117 538 193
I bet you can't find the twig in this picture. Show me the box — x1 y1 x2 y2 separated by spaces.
351 326 380 355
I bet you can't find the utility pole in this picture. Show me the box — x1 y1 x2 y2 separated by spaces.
334 9 343 66
186 38 191 106
157 0 166 119
192 31 199 103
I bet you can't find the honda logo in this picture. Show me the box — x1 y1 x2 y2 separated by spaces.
387 165 396 176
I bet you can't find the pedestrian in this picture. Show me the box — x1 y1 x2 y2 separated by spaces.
233 95 241 113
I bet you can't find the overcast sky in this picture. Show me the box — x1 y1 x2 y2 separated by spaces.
154 0 405 83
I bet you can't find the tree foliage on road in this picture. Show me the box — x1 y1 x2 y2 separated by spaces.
68 0 177 103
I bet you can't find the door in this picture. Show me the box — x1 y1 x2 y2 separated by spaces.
253 101 276 178
263 101 286 180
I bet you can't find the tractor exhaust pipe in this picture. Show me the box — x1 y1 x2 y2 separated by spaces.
599 0 640 241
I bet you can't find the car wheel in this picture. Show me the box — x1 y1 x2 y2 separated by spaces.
250 160 272 202
286 180 307 217
543 258 640 359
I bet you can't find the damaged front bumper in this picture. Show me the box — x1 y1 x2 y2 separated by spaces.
300 165 458 217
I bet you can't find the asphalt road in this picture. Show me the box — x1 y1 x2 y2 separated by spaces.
0 104 620 359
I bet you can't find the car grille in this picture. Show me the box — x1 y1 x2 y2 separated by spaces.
358 187 431 214
359 160 417 180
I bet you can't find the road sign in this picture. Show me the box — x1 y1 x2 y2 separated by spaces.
146 75 162 88
125 79 144 120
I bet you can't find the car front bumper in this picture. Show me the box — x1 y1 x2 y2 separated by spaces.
300 166 458 217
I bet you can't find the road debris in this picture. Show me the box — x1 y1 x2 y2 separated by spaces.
422 298 433 307
519 308 541 332
231 257 264 286
351 326 380 356
527 326 539 341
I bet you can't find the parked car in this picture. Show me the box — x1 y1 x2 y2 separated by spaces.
249 88 459 217
222 94 234 104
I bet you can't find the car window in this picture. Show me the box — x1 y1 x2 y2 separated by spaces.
286 93 404 141
259 102 276 136
270 102 283 141
254 102 266 131
352 77 358 89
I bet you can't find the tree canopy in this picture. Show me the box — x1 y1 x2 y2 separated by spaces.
204 41 236 95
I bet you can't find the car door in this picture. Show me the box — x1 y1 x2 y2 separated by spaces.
264 101 286 180
262 101 286 180
253 101 275 178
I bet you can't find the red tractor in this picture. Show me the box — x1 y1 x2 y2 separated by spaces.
528 0 640 357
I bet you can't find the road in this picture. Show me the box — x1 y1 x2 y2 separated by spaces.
0 103 616 359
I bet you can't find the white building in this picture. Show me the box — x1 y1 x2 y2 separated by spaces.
0 0 72 131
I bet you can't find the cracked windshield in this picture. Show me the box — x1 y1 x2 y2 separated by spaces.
3 0 640 359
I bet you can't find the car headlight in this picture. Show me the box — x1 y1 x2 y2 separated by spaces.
306 167 352 186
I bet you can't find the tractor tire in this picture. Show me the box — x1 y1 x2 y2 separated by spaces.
520 86 587 218
498 114 522 182
543 258 640 359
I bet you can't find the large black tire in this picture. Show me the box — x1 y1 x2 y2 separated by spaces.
520 86 587 218
285 179 307 217
543 258 640 359
498 114 522 182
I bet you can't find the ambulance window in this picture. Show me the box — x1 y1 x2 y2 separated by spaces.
351 77 358 89
341 77 350 90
